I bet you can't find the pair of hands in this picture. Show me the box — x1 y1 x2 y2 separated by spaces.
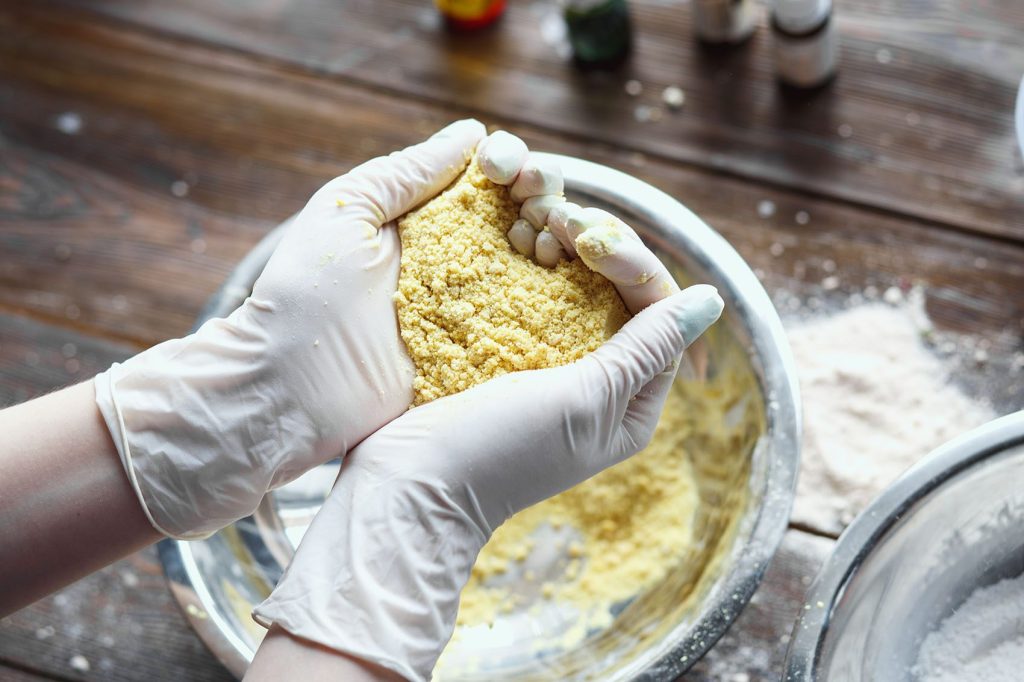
95 120 723 679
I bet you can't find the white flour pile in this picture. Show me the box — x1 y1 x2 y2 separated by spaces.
788 300 994 532
913 574 1024 682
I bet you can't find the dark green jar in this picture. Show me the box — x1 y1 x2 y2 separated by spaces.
564 0 632 68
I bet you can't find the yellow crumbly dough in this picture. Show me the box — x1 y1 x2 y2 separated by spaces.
395 161 630 406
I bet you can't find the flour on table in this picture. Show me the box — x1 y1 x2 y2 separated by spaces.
788 297 994 532
913 573 1024 682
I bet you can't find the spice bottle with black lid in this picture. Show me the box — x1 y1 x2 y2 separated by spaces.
771 0 838 88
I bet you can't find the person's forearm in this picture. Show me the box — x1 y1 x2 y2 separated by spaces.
245 625 404 682
0 380 160 615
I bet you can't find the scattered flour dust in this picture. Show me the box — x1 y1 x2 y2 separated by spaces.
788 297 994 532
913 573 1024 682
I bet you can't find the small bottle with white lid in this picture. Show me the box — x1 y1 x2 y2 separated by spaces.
771 0 838 88
692 0 758 45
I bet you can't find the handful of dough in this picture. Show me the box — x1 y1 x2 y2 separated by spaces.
396 160 631 406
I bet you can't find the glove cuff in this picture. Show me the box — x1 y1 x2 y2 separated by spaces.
253 474 489 681
93 310 311 539
94 364 188 539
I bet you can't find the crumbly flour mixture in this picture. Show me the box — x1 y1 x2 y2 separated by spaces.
396 161 629 406
788 300 995 532
913 573 1024 682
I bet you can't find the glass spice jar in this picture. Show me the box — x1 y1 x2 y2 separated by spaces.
564 0 633 68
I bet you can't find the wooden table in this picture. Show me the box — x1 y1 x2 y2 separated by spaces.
1 1 1021 679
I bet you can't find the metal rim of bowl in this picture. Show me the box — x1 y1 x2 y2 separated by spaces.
782 410 1024 681
159 153 802 679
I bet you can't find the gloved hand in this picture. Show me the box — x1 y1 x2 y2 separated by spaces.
479 133 674 311
252 221 724 680
94 120 491 539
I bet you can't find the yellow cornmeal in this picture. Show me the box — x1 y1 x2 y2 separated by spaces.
395 161 630 406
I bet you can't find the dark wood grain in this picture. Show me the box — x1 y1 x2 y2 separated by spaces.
0 7 462 345
0 313 131 408
1 7 1021 357
0 546 234 682
0 133 271 347
0 664 69 682
46 0 1024 242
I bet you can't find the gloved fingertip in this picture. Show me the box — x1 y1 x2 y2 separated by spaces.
574 221 628 271
507 219 537 259
673 284 724 345
510 154 563 203
478 130 528 185
547 202 581 257
565 206 620 244
535 230 566 267
520 194 565 228
435 118 487 142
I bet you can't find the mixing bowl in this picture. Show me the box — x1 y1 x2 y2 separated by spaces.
783 410 1024 681
159 154 800 679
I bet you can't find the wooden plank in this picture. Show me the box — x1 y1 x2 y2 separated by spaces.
0 664 67 682
0 7 457 345
0 312 131 408
0 134 272 346
0 546 234 682
0 664 65 682
44 0 1024 242
1 8 1022 357
687 529 834 680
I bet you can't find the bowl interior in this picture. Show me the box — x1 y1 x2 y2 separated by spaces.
162 157 798 680
816 441 1024 680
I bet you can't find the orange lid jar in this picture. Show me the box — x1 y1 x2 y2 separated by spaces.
435 0 507 29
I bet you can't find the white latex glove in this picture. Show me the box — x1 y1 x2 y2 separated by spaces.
479 132 676 300
94 120 489 539
253 261 724 679
478 131 572 268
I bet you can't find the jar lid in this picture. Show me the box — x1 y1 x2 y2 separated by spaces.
773 0 830 35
